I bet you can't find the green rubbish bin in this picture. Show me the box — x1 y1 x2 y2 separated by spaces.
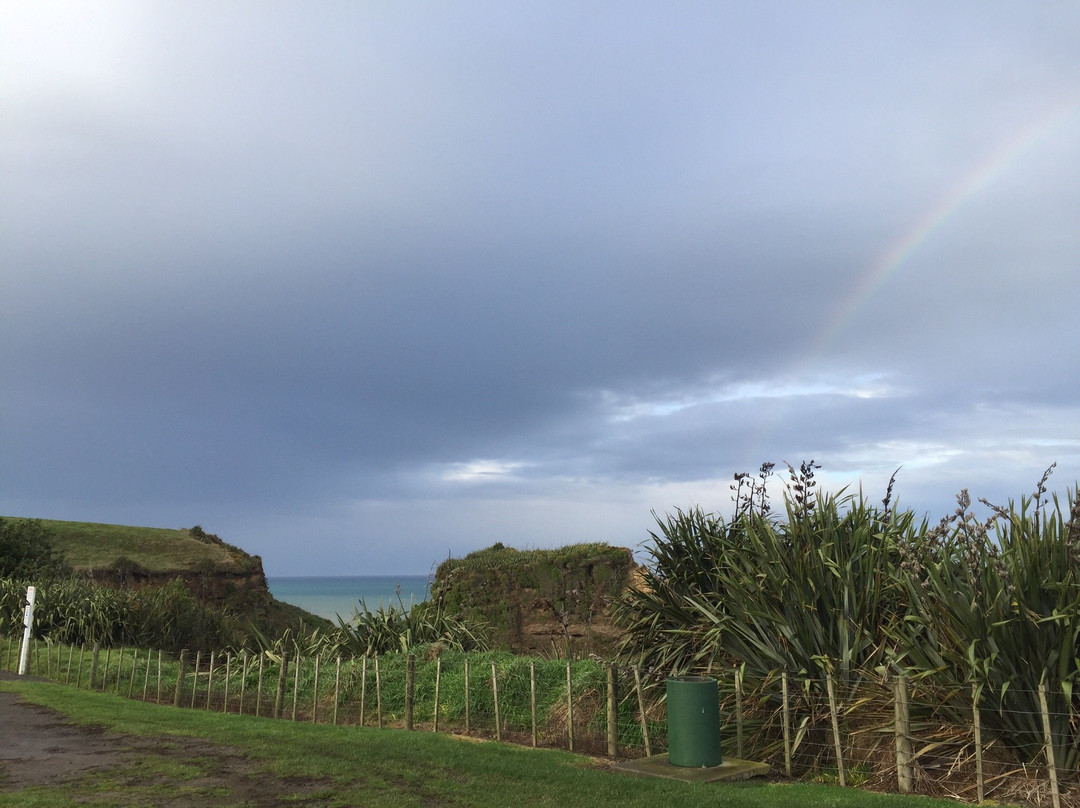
666 676 723 767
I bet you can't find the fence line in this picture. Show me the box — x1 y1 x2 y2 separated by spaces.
2 635 1076 805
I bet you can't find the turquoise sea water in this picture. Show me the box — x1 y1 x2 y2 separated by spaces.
267 575 430 622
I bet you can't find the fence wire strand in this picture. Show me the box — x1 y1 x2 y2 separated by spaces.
6 636 1080 805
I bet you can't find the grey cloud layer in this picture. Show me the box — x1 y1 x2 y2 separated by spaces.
3 2 1079 572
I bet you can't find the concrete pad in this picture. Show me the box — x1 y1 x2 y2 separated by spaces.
613 754 770 783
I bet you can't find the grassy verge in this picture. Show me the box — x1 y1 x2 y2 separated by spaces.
0 679 979 808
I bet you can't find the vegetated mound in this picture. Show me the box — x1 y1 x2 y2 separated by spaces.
432 542 636 657
4 517 328 637
43 520 256 575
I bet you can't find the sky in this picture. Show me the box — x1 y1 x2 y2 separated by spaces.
3 2 1080 576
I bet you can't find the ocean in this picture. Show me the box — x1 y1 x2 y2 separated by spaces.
267 575 431 622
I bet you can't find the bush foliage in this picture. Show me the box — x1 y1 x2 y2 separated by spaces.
0 575 241 653
616 461 1080 769
433 542 634 655
0 518 69 579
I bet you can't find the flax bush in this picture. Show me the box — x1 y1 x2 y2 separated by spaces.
894 474 1080 767
617 461 1080 769
0 576 239 652
618 463 914 689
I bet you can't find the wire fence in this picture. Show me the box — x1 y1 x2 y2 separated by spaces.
3 634 1076 806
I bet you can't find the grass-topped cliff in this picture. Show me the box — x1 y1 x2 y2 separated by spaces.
432 542 636 657
38 520 259 577
0 516 329 647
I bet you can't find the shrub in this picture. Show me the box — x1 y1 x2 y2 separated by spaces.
0 518 69 578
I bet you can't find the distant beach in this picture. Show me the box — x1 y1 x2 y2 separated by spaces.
267 575 430 622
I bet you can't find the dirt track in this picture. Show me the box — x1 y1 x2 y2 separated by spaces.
0 671 321 806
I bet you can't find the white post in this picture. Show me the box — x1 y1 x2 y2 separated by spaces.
18 586 37 676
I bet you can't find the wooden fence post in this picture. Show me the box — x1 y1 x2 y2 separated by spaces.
359 657 367 727
735 664 744 759
312 656 321 724
273 652 289 719
433 657 442 734
492 661 502 741
101 646 111 692
405 654 415 731
894 673 913 794
173 649 187 707
66 643 75 685
1039 681 1061 808
115 647 125 694
256 654 265 717
142 649 152 701
205 652 216 710
530 661 538 748
128 649 139 698
973 681 984 805
566 661 575 753
607 664 619 759
190 650 201 707
634 666 651 757
223 653 231 713
782 671 792 777
333 657 341 726
464 657 470 734
90 643 101 691
291 655 301 720
76 643 86 689
156 651 162 703
375 655 383 729
826 671 846 787
239 653 249 715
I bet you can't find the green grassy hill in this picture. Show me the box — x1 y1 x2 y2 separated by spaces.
5 516 330 637
35 519 258 575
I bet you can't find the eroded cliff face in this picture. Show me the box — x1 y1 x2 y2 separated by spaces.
515 563 650 656
86 561 270 607
74 524 272 609
12 518 329 640
433 543 640 657
82 554 329 635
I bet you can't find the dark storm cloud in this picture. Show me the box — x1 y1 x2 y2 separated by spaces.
3 2 1080 572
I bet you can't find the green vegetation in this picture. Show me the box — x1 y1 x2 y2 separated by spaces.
0 577 240 653
0 518 69 579
0 518 329 651
0 678 966 808
0 638 630 747
34 519 258 575
329 596 490 656
617 461 1080 779
434 542 634 655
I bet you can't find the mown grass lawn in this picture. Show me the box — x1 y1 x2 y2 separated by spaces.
0 679 986 808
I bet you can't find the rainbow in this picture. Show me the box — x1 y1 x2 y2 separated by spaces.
738 93 1080 461
808 92 1080 358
